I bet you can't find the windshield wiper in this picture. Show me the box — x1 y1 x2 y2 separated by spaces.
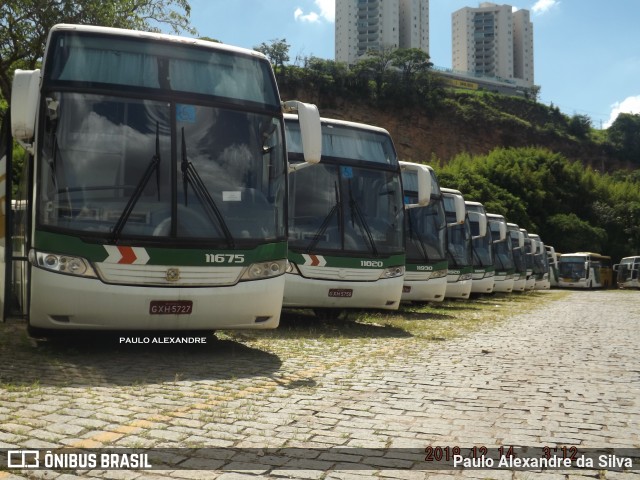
347 179 378 255
181 127 234 248
112 123 161 241
306 181 340 253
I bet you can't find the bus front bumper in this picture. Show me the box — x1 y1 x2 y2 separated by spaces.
29 268 284 330
283 273 403 310
444 277 472 300
401 276 447 302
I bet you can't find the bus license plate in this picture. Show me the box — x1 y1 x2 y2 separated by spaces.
149 300 193 315
328 289 353 298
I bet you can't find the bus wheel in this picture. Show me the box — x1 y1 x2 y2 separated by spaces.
27 324 51 339
313 308 343 321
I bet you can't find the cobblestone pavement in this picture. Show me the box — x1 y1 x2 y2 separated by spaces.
0 290 639 479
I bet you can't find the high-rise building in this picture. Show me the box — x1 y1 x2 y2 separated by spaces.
335 0 429 66
452 2 533 87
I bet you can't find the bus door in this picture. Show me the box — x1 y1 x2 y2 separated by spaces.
0 113 12 321
1 109 31 322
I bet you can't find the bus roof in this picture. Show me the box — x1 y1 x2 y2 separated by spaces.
560 252 611 260
441 187 462 196
284 113 391 136
47 23 267 61
399 160 435 173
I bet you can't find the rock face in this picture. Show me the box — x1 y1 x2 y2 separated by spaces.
281 88 616 171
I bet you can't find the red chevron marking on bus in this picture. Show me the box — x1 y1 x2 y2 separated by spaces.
117 246 137 264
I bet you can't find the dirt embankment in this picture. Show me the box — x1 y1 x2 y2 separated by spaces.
281 88 616 170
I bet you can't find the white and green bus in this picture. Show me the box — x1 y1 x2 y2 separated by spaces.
520 229 536 290
465 201 494 295
614 256 640 289
507 223 527 292
486 213 515 293
284 117 428 317
400 161 448 303
1 24 321 334
441 188 472 300
528 233 550 290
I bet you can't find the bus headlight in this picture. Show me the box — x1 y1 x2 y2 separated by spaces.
430 268 448 279
459 273 473 281
241 259 287 281
379 266 405 279
29 250 97 278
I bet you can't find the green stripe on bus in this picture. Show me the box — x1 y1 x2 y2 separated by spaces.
34 231 286 266
405 259 448 272
288 251 405 268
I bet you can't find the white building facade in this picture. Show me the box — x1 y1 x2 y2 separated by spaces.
452 2 533 87
335 0 429 65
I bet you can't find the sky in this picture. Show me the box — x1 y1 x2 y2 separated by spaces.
182 0 640 129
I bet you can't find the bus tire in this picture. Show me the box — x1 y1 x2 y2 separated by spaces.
27 324 50 339
313 308 343 321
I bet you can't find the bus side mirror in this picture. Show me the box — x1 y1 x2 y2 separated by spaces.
446 194 466 227
497 222 507 242
517 232 525 248
282 101 321 165
469 212 487 240
400 163 431 209
613 264 619 272
454 194 465 224
478 213 487 238
11 69 41 152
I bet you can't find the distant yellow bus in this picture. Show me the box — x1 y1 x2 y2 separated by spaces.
557 252 613 289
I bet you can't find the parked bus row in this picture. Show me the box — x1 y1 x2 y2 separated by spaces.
1 25 635 337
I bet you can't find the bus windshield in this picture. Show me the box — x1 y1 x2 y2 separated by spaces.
38 31 285 245
288 163 403 255
491 223 514 270
470 219 493 267
405 198 447 263
558 256 586 279
446 223 472 267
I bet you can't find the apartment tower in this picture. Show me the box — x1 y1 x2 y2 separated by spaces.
335 0 429 65
452 2 533 87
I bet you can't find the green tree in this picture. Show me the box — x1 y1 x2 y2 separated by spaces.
353 46 395 100
436 146 640 260
546 213 607 253
390 48 432 86
607 112 640 163
0 0 196 105
254 38 290 83
567 113 592 139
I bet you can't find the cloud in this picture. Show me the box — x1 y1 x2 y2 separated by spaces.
294 0 335 23
531 0 559 15
604 95 640 128
294 8 319 23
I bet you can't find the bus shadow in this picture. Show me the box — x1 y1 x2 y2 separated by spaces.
0 323 282 388
276 310 413 339
398 311 455 321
